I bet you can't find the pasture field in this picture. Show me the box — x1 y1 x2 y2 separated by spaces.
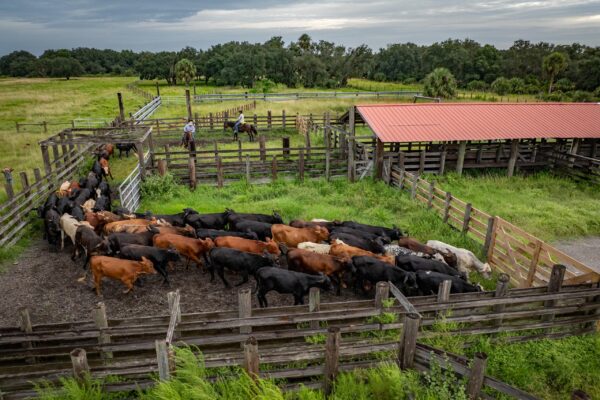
433 171 600 242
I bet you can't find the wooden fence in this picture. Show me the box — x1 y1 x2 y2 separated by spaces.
126 81 155 101
547 151 600 183
389 167 600 287
3 277 597 399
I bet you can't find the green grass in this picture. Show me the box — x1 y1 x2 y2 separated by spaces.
432 171 600 241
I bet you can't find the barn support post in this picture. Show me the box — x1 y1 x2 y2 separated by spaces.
439 149 447 174
466 352 488 399
493 274 510 327
437 280 452 303
374 281 390 309
375 138 385 180
155 340 171 380
19 307 35 364
419 150 426 174
323 327 341 396
348 106 356 182
456 141 467 176
398 151 405 170
93 302 113 361
398 313 420 370
117 93 125 122
70 349 90 382
309 287 320 329
507 139 519 177
543 264 566 323
243 337 260 380
185 90 192 121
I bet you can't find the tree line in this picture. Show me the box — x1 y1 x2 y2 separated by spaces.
1 35 599 98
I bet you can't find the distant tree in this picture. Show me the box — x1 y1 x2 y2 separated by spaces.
423 68 456 98
466 80 488 91
554 78 574 93
175 58 196 86
542 52 568 94
48 57 84 79
508 77 525 94
373 72 386 82
491 77 511 95
0 50 37 76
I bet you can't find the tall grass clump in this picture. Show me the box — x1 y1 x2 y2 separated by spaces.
139 173 182 201
34 374 128 400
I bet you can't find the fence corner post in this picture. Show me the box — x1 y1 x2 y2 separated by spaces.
323 326 341 396
70 348 90 382
309 287 320 329
243 336 260 380
374 281 390 309
155 339 171 381
398 313 420 370
466 352 488 400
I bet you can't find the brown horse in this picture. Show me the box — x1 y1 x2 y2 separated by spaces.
224 121 256 142
181 131 196 152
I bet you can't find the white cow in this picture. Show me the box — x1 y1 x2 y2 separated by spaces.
426 240 492 278
82 199 96 213
59 214 92 250
298 242 331 255
384 244 449 265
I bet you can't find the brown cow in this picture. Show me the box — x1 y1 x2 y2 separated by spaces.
398 237 457 267
271 224 329 248
330 240 395 265
153 233 214 269
99 157 113 180
103 218 160 235
90 255 155 296
286 248 351 294
214 236 281 256
150 224 196 237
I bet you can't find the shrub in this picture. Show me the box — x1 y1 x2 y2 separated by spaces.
569 90 594 102
491 77 511 95
140 173 180 201
508 77 526 94
466 80 488 91
423 68 457 98
373 72 386 82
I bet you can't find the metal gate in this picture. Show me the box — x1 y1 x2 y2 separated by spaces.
118 164 142 212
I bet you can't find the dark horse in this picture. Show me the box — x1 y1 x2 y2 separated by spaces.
181 131 196 152
224 121 257 142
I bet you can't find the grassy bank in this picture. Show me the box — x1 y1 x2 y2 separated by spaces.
433 171 600 241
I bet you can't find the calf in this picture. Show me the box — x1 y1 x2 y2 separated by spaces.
90 256 155 296
116 143 137 158
60 213 91 249
103 218 157 235
331 226 391 244
107 228 158 254
92 160 104 180
56 197 73 215
271 224 329 248
196 228 258 240
254 267 332 307
207 247 277 287
341 221 403 240
85 172 99 191
153 233 215 269
351 256 419 296
286 248 352 295
71 205 85 222
297 242 331 255
82 199 96 213
93 195 111 212
329 232 386 254
184 210 228 230
398 237 457 268
416 270 483 295
227 210 283 225
139 211 186 227
214 236 281 256
395 255 467 280
44 209 61 250
329 240 394 265
97 181 111 198
289 219 340 231
229 219 272 240
99 157 113 180
149 224 196 237
426 240 492 278
119 244 179 284
73 226 108 269
38 193 58 219
73 188 93 207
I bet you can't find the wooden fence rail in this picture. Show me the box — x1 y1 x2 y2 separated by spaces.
389 167 600 287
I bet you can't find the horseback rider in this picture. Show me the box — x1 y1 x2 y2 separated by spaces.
233 110 244 137
181 119 195 148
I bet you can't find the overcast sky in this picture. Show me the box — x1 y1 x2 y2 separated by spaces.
1 0 599 55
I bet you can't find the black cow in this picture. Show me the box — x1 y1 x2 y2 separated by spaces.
229 219 273 241
107 228 159 254
38 193 58 218
119 244 179 284
93 195 111 212
330 226 391 244
195 228 258 240
98 181 111 198
44 209 61 250
254 267 332 307
184 210 228 230
73 188 92 207
341 221 403 240
91 160 104 180
56 197 74 215
113 206 132 217
330 232 386 254
72 226 107 269
116 143 137 158
350 256 419 296
207 247 277 287
395 255 467 280
416 270 483 295
138 211 186 226
85 172 99 191
70 205 85 222
226 210 283 225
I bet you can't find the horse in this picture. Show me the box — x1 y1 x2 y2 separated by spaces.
181 131 196 152
224 121 257 142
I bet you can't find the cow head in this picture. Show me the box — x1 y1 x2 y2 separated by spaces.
92 239 109 256
480 263 492 279
200 238 216 251
370 238 386 254
265 238 282 256
272 210 283 224
183 224 197 238
312 226 330 242
442 251 458 268
390 225 404 240
139 257 157 275
316 273 333 292
401 271 419 296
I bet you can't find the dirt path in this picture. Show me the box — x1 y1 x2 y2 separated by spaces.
553 237 600 270
0 240 360 328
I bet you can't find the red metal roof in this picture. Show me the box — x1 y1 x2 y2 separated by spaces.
356 103 600 143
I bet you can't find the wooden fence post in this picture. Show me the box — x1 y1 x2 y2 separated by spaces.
245 155 251 182
19 307 35 364
185 90 192 121
15 121 20 133
347 136 355 182
493 274 510 327
253 113 258 128
374 281 390 309
239 288 252 337
323 327 341 396
3 169 14 200
299 149 305 182
243 336 259 380
375 138 385 180
398 150 406 170
282 137 290 159
525 240 543 288
188 157 196 189
70 349 89 382
398 169 405 190
93 302 113 361
167 291 182 324
427 182 435 208
466 352 488 399
437 280 452 302
271 156 277 182
282 110 286 129
398 313 420 370
410 174 418 199
325 147 331 181
216 156 224 188
157 159 167 176
259 135 266 162
543 264 566 322
439 150 447 174
155 340 171 380
309 287 320 329
41 145 51 175
117 93 125 122
267 110 272 129
462 203 472 233
482 216 495 257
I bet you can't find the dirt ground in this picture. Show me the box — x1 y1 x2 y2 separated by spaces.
0 239 362 328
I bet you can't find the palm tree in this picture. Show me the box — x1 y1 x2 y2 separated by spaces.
542 52 568 94
175 58 197 86
423 68 457 98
